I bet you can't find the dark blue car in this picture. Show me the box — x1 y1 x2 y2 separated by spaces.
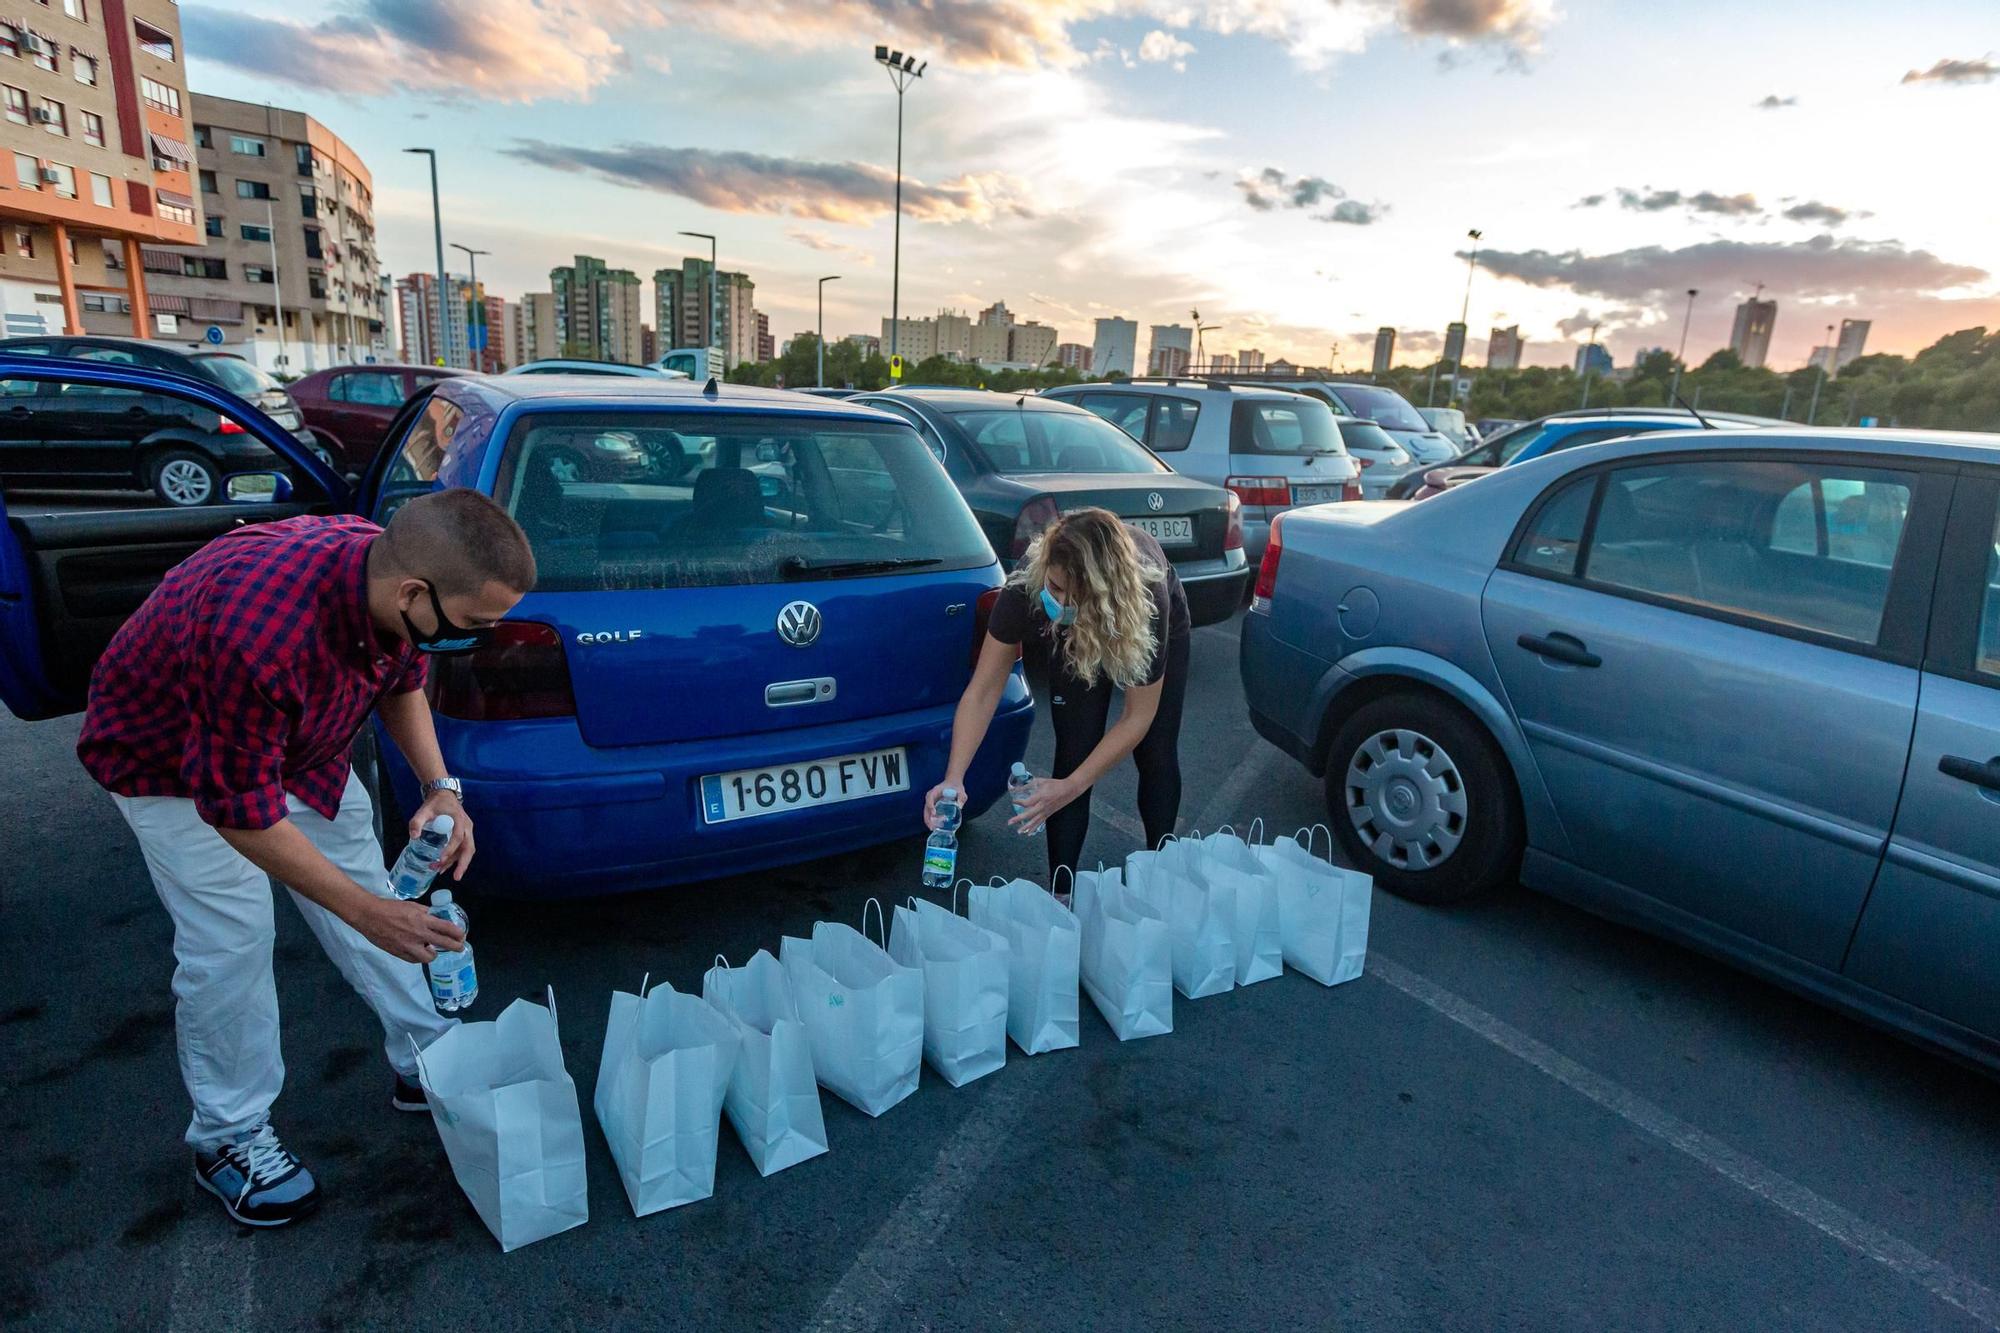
0 358 1032 895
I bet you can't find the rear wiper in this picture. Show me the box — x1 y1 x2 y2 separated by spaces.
779 555 941 579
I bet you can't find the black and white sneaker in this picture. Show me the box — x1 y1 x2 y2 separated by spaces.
390 1074 428 1113
193 1122 320 1227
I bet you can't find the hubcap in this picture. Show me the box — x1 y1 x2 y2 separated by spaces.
159 459 212 505
1344 727 1468 871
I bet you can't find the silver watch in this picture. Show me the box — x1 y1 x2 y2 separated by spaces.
421 776 463 799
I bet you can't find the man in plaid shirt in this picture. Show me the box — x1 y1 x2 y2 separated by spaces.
78 488 535 1228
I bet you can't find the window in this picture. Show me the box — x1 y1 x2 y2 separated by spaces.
329 371 406 406
79 108 101 145
239 222 270 242
82 294 131 314
203 214 221 237
63 0 86 23
1327 383 1428 434
198 168 216 194
1231 399 1342 456
44 160 73 198
133 17 173 60
228 134 265 157
30 36 54 73
3 85 23 124
71 52 94 85
243 265 272 283
157 196 192 225
302 228 322 260
1509 475 1595 576
1979 511 2000 678
88 170 108 206
182 256 225 279
38 97 64 135
307 272 325 300
1074 392 1149 440
234 179 271 200
191 124 209 149
13 225 32 258
0 25 17 58
297 185 317 218
1578 459 1918 645
295 143 313 176
951 408 1167 476
1149 397 1202 452
138 76 178 115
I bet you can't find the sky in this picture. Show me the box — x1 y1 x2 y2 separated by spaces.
182 0 2000 371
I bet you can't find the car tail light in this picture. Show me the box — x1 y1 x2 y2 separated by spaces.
1354 456 1374 469
1341 480 1363 502
1252 512 1285 607
219 417 245 434
1225 476 1290 508
971 586 1019 666
1011 495 1061 559
426 622 576 721
1222 489 1244 551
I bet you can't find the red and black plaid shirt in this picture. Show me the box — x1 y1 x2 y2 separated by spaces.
78 515 426 830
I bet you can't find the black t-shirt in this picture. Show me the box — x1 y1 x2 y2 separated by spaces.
987 528 1191 686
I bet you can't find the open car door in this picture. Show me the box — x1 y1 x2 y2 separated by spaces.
0 353 347 720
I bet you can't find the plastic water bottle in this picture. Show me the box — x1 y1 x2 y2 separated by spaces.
426 890 478 1014
387 815 454 900
922 787 961 890
1008 763 1039 836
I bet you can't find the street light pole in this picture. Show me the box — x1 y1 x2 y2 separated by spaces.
403 148 447 368
264 200 286 373
678 230 718 371
875 46 926 361
1429 227 1481 408
450 243 489 371
817 274 841 387
1808 321 1834 424
1668 287 1697 405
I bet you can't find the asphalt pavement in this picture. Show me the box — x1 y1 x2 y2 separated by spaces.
4 613 1998 1331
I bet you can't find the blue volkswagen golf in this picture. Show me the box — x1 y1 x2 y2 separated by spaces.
0 357 1032 895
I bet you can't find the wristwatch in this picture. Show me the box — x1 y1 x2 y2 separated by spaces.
421 776 464 800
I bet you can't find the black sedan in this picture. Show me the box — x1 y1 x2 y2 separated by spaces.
853 388 1249 625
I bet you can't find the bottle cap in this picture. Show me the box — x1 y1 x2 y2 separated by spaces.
431 889 453 907
1011 763 1030 778
942 786 959 798
426 814 455 836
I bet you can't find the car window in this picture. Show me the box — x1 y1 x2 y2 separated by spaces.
1072 392 1148 440
1540 425 1648 455
1149 397 1200 452
331 372 404 407
1979 510 2000 678
498 413 992 592
1496 424 1553 464
73 345 138 365
949 408 1165 475
1232 400 1340 455
1581 459 1917 645
0 375 40 397
196 356 276 398
384 396 458 489
1336 420 1399 454
1327 384 1427 433
1510 475 1596 576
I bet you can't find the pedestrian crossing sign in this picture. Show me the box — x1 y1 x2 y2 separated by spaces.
889 354 904 381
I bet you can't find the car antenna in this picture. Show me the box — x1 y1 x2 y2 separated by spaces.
702 375 720 397
1671 387 1715 429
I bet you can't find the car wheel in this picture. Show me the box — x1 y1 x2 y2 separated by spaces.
1325 691 1521 905
151 451 221 507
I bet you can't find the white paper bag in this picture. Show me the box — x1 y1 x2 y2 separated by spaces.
968 876 1080 1055
1257 825 1372 986
1200 825 1284 987
1126 838 1237 999
413 988 588 1252
1074 866 1172 1041
888 895 1010 1087
593 976 742 1216
702 951 829 1178
780 901 925 1116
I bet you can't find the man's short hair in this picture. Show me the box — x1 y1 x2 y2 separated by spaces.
381 489 536 596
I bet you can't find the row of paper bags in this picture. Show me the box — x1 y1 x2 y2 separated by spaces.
410 825 1370 1250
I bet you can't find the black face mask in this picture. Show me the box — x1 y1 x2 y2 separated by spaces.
400 581 494 656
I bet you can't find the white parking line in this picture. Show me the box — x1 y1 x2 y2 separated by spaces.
1368 954 2000 1332
804 1071 1042 1333
167 1214 257 1333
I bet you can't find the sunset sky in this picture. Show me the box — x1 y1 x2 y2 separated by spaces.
183 1 2000 370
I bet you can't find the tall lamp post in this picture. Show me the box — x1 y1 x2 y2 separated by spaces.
1668 287 1698 405
678 230 717 370
874 45 926 361
1808 321 1834 424
1429 227 1481 407
449 243 489 371
817 274 841 387
403 148 447 368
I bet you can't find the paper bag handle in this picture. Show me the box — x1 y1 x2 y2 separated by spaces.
1050 864 1074 909
544 985 559 1035
405 1033 432 1094
953 877 974 916
638 971 652 1000
1213 823 1235 838
1248 816 1266 845
713 953 729 971
1293 824 1333 861
862 896 886 948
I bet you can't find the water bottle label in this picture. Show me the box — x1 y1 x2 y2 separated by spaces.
923 846 956 879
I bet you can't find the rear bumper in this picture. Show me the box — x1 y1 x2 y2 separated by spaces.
1178 551 1251 626
380 673 1036 897
1239 606 1335 772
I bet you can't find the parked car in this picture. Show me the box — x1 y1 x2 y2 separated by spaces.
1334 415 1416 500
1214 373 1458 469
508 359 686 379
795 387 862 400
851 387 1250 624
1475 417 1522 440
287 364 470 471
1386 412 1760 500
0 358 1032 895
1039 379 1360 563
1242 425 2000 1073
1417 406 1476 448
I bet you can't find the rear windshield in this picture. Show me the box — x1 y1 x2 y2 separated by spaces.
1230 398 1344 455
499 411 994 591
1337 420 1400 453
951 407 1166 475
198 356 278 397
1329 384 1427 433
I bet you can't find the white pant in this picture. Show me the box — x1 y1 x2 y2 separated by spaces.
112 768 455 1150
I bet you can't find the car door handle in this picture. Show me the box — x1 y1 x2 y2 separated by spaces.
1517 632 1601 668
1939 755 2000 792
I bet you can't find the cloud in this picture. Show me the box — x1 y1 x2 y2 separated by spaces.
1396 0 1555 53
1323 199 1386 225
1781 200 1850 227
502 141 1031 225
1612 187 1760 217
784 229 877 265
1236 166 1387 223
1755 93 1798 109
1573 193 1605 208
1137 29 1196 69
1472 235 1989 304
182 0 654 100
1901 56 1998 85
1554 306 1645 337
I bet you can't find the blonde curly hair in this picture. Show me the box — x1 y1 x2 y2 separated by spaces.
1014 507 1163 688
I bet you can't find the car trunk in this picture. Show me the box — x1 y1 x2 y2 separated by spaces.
1008 473 1227 564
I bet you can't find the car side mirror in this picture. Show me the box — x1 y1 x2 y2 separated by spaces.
226 472 294 504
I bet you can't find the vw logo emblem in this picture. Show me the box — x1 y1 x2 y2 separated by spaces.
776 600 822 648
1147 492 1164 512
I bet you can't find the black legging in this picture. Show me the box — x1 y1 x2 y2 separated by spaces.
1040 630 1190 879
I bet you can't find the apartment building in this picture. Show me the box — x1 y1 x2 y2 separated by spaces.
0 0 201 338
1371 328 1395 374
1238 347 1265 372
1091 317 1136 378
1728 297 1777 369
518 289 556 364
882 310 971 362
1486 324 1524 371
1146 324 1191 376
1056 342 1090 372
395 271 473 368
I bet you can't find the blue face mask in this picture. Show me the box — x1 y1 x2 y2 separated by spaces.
1039 587 1076 626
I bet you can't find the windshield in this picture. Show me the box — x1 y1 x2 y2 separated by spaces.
198 356 279 397
1329 384 1428 434
1337 420 1400 454
499 412 992 591
1231 398 1344 455
1496 425 1557 464
951 408 1167 475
